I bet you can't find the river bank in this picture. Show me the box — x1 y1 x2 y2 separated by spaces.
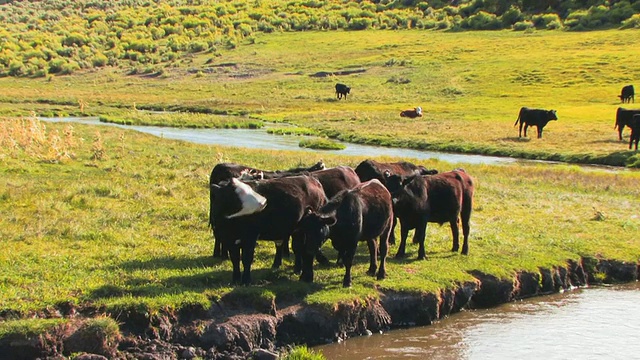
1 256 636 359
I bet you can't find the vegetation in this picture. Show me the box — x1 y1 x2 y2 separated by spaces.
0 0 639 77
299 138 346 150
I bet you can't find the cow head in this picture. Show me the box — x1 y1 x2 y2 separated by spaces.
309 160 326 172
548 110 558 121
417 166 438 176
298 207 336 255
210 178 267 219
415 107 423 116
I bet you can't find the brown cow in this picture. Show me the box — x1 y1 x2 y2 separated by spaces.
400 107 423 118
385 169 475 260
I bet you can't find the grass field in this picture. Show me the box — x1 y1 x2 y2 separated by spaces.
1 30 639 166
1 29 640 345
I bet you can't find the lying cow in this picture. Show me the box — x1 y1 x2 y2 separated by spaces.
615 107 640 141
210 175 326 284
619 85 635 104
630 114 640 150
385 169 475 260
355 159 438 244
296 179 392 286
514 107 558 139
335 83 351 100
209 161 325 258
400 107 423 118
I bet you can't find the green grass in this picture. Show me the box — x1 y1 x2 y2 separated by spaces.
299 138 347 150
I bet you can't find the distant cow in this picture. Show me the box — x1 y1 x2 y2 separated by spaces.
335 83 351 100
619 85 635 104
514 107 558 139
615 107 640 141
385 169 475 260
630 114 640 150
210 175 326 284
355 159 438 244
296 179 392 286
400 107 423 118
209 161 325 258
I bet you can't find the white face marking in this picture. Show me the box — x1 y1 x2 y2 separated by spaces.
226 178 267 219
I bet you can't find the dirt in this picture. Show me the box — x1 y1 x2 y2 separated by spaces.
0 256 637 360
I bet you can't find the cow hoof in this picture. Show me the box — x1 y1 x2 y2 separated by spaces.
451 247 459 252
395 252 406 259
299 274 313 283
377 272 386 280
417 255 427 261
366 269 376 276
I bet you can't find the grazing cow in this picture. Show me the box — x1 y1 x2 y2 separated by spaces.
630 114 640 150
400 107 423 118
615 108 640 141
335 83 351 100
210 175 326 284
514 107 558 139
296 180 393 287
385 169 474 260
619 85 635 104
209 161 325 258
355 159 438 244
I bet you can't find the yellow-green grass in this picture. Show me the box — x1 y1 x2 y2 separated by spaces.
1 30 640 166
1 119 639 324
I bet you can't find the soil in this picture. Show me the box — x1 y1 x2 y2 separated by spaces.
0 256 637 360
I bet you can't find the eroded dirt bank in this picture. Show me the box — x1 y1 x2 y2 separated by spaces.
1 257 638 360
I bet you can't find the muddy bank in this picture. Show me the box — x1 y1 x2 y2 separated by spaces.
1 257 637 360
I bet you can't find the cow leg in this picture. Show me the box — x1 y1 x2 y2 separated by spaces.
366 239 378 276
450 219 460 253
315 249 330 266
291 233 304 274
518 122 524 137
394 221 410 258
241 237 257 285
388 216 397 245
415 222 428 260
342 248 356 287
377 227 390 280
523 124 528 138
537 126 543 139
272 241 284 269
229 243 242 284
299 252 315 283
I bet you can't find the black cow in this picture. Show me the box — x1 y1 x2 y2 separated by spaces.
514 107 558 139
355 159 438 244
385 169 475 260
296 179 392 287
209 161 325 258
210 175 326 284
619 85 635 104
615 108 640 141
335 83 351 100
630 114 640 150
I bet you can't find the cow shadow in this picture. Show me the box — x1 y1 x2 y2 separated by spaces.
499 136 531 143
107 254 218 272
589 138 627 144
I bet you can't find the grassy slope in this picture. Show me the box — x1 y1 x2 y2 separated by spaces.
1 30 640 166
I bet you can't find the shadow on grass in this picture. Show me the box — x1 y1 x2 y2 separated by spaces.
498 136 531 143
107 255 219 271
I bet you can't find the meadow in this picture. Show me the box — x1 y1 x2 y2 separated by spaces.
1 28 640 355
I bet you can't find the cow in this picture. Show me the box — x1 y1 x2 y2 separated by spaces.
384 169 475 260
619 85 635 104
514 107 558 139
355 159 438 244
335 83 351 100
210 175 326 284
615 108 640 141
630 114 640 151
209 161 325 258
400 107 423 118
296 180 393 287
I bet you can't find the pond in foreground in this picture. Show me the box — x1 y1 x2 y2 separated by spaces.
316 282 640 359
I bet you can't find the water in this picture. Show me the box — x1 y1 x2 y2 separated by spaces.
40 117 517 165
316 283 640 360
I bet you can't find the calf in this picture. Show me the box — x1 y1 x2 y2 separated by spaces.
209 161 325 258
355 159 438 244
514 107 558 138
400 107 423 118
630 114 640 150
615 107 640 141
296 180 392 287
335 83 351 100
210 175 326 284
385 169 474 260
619 85 635 104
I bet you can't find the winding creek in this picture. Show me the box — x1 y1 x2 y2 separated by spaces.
40 117 639 357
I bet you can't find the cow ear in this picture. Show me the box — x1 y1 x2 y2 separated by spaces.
383 170 391 178
320 213 337 226
305 206 314 215
401 175 413 187
211 183 221 192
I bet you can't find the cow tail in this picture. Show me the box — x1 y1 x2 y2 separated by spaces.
514 113 521 127
615 108 621 130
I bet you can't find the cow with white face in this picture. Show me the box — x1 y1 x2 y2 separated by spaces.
210 175 326 285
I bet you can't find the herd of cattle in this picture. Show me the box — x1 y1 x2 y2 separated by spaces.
209 159 474 287
335 82 640 149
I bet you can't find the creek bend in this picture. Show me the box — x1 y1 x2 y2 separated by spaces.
40 117 627 171
317 282 640 360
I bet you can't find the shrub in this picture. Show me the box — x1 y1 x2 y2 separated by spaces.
532 13 563 29
461 11 503 30
348 17 373 30
500 5 523 26
513 20 534 31
620 14 640 29
92 53 108 67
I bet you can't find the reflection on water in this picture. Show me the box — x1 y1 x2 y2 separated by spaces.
316 283 640 360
